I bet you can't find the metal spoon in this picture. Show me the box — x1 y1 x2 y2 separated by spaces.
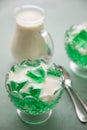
54 64 87 123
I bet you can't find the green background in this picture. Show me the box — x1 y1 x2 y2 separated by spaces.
0 0 87 130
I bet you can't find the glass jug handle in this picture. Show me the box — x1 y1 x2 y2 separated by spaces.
41 30 54 61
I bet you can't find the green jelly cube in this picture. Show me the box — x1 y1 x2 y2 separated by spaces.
73 30 87 48
9 81 28 92
29 87 41 98
47 67 62 77
26 67 45 83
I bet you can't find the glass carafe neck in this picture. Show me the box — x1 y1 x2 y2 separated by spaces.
15 5 45 32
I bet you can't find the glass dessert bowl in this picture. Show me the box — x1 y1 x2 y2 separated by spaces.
5 59 63 124
65 23 87 78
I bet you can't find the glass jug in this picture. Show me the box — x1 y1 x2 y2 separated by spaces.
11 5 54 63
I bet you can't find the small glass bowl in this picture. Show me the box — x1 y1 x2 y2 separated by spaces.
65 23 87 78
5 59 63 124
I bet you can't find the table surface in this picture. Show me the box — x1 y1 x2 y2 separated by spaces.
0 0 87 130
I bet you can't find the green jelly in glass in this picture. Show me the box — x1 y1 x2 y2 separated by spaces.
65 24 87 67
65 23 87 78
5 59 63 124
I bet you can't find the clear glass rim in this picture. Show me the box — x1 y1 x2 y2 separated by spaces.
15 5 45 26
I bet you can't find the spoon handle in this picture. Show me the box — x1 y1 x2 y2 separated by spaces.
70 87 87 111
66 85 87 123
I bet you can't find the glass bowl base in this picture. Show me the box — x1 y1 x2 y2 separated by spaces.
17 109 52 125
70 61 87 78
